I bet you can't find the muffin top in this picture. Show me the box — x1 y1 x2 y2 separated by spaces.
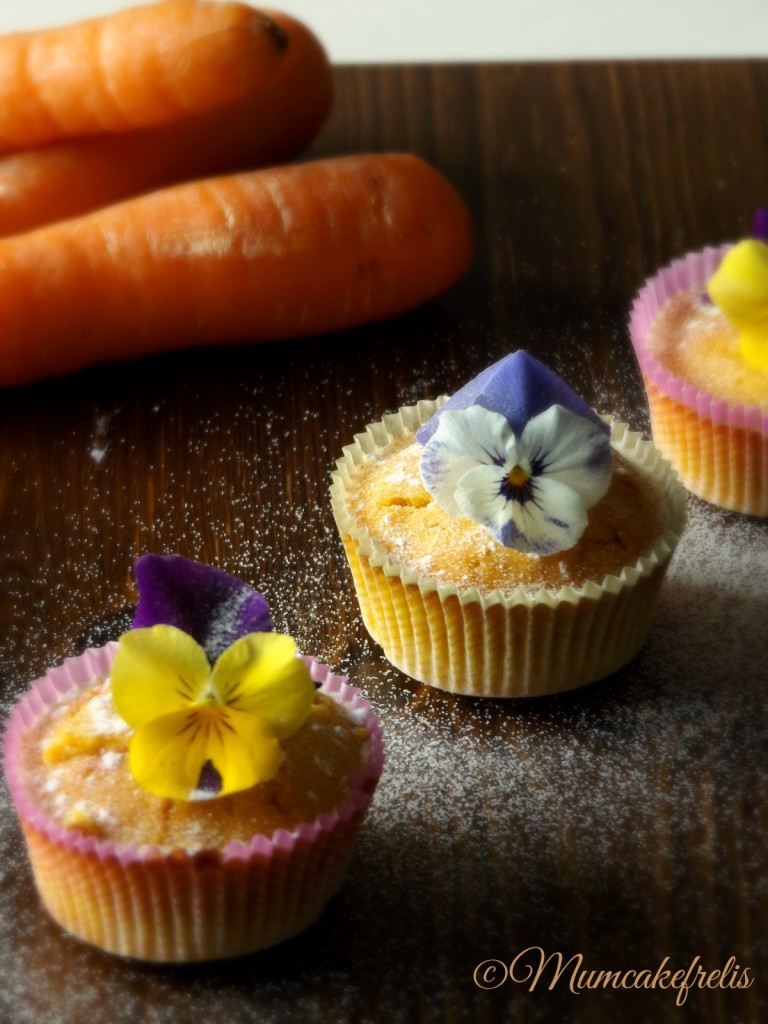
345 434 664 594
19 675 368 851
342 350 671 595
646 217 768 410
648 288 768 410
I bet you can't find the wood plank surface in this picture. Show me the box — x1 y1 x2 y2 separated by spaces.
0 61 766 1024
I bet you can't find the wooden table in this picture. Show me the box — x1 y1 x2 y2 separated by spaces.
1 61 767 1024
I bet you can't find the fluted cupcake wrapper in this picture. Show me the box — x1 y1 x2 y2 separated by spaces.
629 244 768 515
331 400 686 699
3 644 384 962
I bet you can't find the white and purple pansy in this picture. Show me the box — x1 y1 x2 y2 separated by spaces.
418 352 613 555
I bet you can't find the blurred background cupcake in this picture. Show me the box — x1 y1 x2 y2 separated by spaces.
3 555 384 961
331 351 686 699
629 210 768 516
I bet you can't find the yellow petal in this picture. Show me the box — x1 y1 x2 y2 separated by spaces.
129 706 283 800
739 317 768 371
129 707 210 801
111 625 211 729
708 239 768 328
211 632 314 740
207 708 284 796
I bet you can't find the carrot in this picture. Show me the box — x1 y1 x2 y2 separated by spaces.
0 154 474 388
0 11 333 237
0 1 289 153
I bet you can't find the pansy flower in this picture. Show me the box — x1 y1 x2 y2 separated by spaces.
418 353 613 555
111 626 314 801
707 208 768 371
111 554 313 801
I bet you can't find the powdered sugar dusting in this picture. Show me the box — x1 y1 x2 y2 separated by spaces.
0 358 765 1021
1 486 763 1023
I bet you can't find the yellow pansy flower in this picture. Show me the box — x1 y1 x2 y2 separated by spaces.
708 239 768 371
111 625 315 801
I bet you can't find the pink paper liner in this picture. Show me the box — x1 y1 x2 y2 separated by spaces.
628 243 768 435
628 245 768 514
2 643 384 960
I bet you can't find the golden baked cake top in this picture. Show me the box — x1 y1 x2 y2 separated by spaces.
646 209 768 410
21 675 368 851
347 435 662 594
648 289 768 411
343 350 668 595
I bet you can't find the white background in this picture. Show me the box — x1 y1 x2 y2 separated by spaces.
1 0 768 63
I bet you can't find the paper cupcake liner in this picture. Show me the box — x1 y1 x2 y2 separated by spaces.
629 245 768 515
3 644 384 962
330 401 686 699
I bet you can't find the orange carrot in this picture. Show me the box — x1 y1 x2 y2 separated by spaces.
0 1 289 153
0 154 474 388
0 11 333 237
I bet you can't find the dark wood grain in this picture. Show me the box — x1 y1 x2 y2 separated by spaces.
1 61 767 1024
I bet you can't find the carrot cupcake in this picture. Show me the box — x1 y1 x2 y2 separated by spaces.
629 210 768 515
3 554 383 961
331 351 686 699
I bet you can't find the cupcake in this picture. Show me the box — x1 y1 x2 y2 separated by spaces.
2 554 384 962
629 211 768 515
330 351 686 698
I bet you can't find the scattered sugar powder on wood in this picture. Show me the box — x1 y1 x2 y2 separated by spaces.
1 361 766 1021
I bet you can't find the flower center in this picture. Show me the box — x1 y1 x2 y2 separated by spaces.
502 462 534 504
506 464 529 488
199 679 219 706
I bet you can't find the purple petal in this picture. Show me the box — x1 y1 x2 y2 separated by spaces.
131 554 273 663
196 759 223 795
752 207 768 243
416 351 608 445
